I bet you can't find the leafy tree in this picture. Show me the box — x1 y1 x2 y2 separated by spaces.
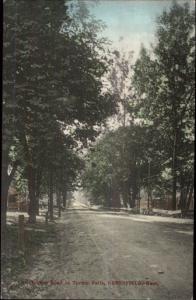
2 0 116 232
82 124 163 208
133 2 195 209
107 49 135 127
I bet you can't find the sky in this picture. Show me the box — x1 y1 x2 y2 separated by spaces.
86 0 195 60
80 0 195 130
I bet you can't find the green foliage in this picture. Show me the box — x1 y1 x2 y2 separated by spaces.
107 50 134 126
3 0 116 220
3 1 194 215
133 2 195 208
83 2 195 210
82 125 165 207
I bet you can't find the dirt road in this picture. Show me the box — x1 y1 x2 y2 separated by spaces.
9 208 193 300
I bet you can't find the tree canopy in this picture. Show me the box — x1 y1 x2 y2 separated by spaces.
2 0 116 227
82 2 195 211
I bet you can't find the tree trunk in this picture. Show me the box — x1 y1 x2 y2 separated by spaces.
180 180 190 210
20 132 37 222
34 169 39 216
1 155 9 247
172 132 177 210
35 169 42 216
111 187 121 208
122 188 128 208
109 180 113 207
62 189 67 208
122 181 129 208
49 171 54 221
28 165 36 223
57 190 61 217
186 183 194 210
179 175 185 210
1 180 9 251
35 195 40 216
172 171 177 210
130 157 138 209
129 190 134 208
132 187 138 209
1 155 19 249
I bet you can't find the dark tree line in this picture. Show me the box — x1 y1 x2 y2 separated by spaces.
2 0 116 246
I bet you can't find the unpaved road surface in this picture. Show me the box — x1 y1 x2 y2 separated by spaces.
9 208 193 300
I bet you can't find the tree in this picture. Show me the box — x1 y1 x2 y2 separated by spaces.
106 49 135 127
133 2 195 210
82 124 163 209
2 0 116 233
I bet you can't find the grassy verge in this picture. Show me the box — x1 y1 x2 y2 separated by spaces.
1 221 57 298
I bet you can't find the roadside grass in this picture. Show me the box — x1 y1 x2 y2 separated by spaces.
1 221 57 295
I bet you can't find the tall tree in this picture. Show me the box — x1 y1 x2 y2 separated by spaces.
2 0 116 231
82 125 162 208
133 2 195 209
